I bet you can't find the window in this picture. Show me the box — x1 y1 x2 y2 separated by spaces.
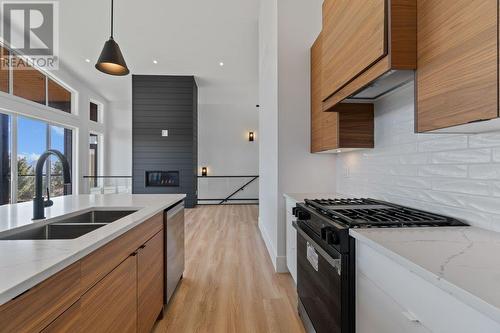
48 78 71 113
0 113 10 205
13 58 46 106
89 134 98 187
90 102 99 122
16 116 73 203
0 44 74 113
0 47 9 93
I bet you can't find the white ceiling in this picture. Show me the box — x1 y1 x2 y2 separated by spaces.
57 0 259 103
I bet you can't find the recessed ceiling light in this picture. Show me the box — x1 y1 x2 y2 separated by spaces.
153 60 158 64
219 62 224 67
85 58 91 63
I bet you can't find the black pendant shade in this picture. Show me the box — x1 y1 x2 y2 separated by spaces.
95 37 129 76
95 0 130 76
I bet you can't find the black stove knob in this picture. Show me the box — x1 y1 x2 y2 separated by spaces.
322 228 339 245
296 210 311 221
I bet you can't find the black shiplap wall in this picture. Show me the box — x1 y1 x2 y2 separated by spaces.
132 75 198 207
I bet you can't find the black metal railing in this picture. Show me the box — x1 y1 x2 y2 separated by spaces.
197 175 259 205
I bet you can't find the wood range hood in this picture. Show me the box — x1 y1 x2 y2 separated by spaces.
321 0 416 111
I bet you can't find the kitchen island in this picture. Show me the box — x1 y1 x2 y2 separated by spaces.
0 193 185 332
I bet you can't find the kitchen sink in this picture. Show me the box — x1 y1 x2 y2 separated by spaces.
0 210 138 240
55 210 138 224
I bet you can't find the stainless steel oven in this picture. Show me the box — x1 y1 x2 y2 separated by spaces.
294 220 354 333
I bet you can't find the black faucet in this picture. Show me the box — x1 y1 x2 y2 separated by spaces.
33 149 71 220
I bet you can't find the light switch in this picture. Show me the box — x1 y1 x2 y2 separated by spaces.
161 130 169 137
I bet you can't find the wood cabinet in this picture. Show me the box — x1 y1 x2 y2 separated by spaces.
321 0 386 101
0 208 178 333
311 33 375 153
416 0 498 132
138 231 164 333
311 33 338 153
81 255 138 333
0 262 81 333
41 301 81 333
321 0 416 111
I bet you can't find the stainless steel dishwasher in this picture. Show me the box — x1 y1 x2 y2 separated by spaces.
164 200 185 304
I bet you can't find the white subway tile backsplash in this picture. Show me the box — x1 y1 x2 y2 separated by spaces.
431 179 490 196
418 165 467 178
469 165 500 180
417 136 468 152
469 133 500 148
431 149 491 164
336 83 500 230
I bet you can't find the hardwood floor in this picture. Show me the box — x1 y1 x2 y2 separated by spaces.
153 205 305 333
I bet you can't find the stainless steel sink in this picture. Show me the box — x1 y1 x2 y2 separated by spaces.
0 210 138 240
0 223 106 240
55 210 138 224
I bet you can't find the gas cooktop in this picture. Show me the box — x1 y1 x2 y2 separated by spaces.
304 198 467 228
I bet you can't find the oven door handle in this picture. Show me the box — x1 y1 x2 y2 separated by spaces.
293 221 342 275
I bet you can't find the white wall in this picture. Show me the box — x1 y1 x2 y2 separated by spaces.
198 103 259 203
258 0 337 272
338 82 500 232
105 100 132 177
0 62 109 194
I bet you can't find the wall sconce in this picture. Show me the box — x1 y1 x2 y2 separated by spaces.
201 167 208 177
248 132 255 142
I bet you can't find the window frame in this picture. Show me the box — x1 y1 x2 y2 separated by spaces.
8 113 76 204
89 99 104 123
0 45 76 115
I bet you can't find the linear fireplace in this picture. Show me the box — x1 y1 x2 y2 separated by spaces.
145 171 180 187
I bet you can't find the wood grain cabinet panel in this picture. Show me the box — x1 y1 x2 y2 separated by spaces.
138 231 164 333
81 213 163 291
0 263 81 333
416 0 498 132
41 300 81 333
321 0 416 111
81 255 138 333
321 0 387 101
311 33 339 153
311 34 374 152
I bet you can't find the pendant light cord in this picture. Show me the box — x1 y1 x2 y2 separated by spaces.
110 0 114 38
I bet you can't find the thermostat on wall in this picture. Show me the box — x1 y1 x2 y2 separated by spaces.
161 130 169 137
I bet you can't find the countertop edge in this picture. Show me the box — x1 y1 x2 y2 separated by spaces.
350 229 500 325
0 195 185 305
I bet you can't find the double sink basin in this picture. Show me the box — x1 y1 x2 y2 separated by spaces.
0 210 138 240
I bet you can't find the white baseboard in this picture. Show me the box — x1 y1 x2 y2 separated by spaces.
258 216 289 273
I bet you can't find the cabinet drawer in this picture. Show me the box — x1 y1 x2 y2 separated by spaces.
0 262 81 333
357 271 430 333
81 212 163 291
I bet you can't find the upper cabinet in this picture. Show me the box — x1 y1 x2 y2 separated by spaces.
311 33 374 153
321 0 386 100
416 0 498 132
321 0 416 111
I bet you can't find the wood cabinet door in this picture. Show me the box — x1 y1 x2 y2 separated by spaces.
138 231 164 333
321 0 387 101
81 255 137 333
416 0 498 132
311 33 338 153
41 300 81 333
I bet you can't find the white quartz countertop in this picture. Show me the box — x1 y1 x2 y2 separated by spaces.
351 227 500 324
0 194 185 305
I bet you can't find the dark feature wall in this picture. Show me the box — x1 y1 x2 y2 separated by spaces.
132 75 198 207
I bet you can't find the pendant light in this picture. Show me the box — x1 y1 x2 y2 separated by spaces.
95 0 129 76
